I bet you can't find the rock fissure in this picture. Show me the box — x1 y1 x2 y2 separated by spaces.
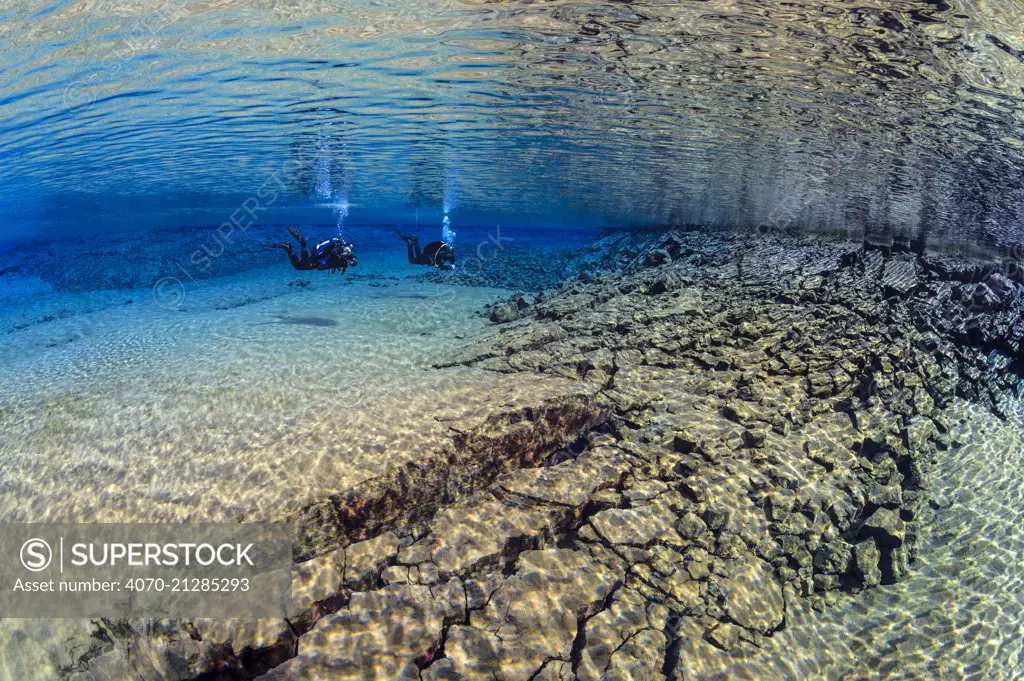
64 230 1024 680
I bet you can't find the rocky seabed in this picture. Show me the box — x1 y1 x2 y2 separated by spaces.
61 230 1024 680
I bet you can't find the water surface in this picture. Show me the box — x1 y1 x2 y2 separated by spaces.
0 0 1023 249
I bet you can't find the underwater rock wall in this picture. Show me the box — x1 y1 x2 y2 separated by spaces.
58 229 1024 680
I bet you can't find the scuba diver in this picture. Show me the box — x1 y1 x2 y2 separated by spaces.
396 232 456 270
263 226 357 274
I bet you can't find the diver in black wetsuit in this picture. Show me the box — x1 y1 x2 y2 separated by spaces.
263 226 357 274
396 232 456 270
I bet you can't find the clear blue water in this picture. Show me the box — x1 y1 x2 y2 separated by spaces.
1 0 1023 247
2 2 1024 680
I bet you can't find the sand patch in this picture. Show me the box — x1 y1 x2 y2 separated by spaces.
0 272 572 524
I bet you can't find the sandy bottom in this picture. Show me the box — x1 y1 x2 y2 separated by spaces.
0 248 585 680
0 253 532 524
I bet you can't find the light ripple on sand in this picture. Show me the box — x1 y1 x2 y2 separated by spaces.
0 270 537 525
0 265 581 681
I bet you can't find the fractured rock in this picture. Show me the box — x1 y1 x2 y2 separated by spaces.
497 445 629 506
861 507 906 548
854 539 882 587
258 584 445 680
468 549 620 681
813 541 853 575
345 531 404 587
590 504 681 546
575 589 668 681
882 259 918 297
676 511 708 540
720 557 786 634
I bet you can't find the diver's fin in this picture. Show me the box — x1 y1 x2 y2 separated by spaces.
287 225 307 246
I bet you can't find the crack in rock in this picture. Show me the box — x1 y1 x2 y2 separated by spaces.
60 230 1024 681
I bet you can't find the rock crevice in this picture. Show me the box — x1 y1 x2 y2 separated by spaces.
66 230 1024 680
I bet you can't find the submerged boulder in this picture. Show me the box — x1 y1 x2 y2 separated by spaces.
860 507 906 548
489 302 521 324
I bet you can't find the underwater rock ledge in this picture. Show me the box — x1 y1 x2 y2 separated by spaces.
292 388 612 563
64 230 1024 681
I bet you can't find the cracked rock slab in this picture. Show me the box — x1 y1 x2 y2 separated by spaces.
411 497 557 577
590 503 683 547
720 556 786 634
463 549 620 681
257 584 445 680
576 588 669 681
496 445 630 506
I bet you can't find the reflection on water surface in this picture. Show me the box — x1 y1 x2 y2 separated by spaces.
0 0 1023 248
